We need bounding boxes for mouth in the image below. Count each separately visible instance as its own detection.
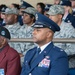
[32,36,36,39]
[32,36,36,40]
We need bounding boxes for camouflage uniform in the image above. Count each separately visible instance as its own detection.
[18,7,37,55]
[4,22,21,53]
[18,24,35,55]
[3,8,22,53]
[18,24,35,65]
[54,21,75,55]
[54,21,75,68]
[47,5,75,68]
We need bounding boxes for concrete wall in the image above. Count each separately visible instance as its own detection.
[0,0,54,7]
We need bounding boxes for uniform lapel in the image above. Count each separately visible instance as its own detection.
[29,42,54,73]
[25,48,36,69]
[27,48,36,63]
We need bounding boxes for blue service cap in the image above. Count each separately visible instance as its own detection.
[0,26,11,40]
[60,0,71,7]
[20,1,33,8]
[32,13,60,33]
[44,4,52,11]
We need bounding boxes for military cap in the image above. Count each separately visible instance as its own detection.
[20,1,33,9]
[60,0,71,7]
[3,8,18,15]
[47,5,65,15]
[44,4,52,11]
[0,26,11,39]
[22,7,37,16]
[32,12,60,33]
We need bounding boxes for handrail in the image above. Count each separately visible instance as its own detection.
[10,38,75,43]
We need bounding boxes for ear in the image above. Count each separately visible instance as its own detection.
[14,15,17,19]
[47,31,54,39]
[58,14,63,19]
[32,16,35,21]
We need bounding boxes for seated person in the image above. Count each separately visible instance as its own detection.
[0,26,21,75]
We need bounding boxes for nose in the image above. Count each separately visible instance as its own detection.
[32,29,35,35]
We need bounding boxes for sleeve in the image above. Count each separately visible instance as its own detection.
[49,53,69,75]
[20,53,28,75]
[62,23,75,55]
[6,53,21,75]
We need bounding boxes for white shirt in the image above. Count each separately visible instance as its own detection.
[38,42,51,53]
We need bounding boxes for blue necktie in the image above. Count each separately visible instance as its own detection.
[30,48,41,64]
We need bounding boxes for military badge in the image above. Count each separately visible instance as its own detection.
[35,14,38,20]
[1,31,5,36]
[38,58,50,68]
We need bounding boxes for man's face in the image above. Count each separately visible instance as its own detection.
[54,0,60,4]
[70,0,75,8]
[5,14,15,25]
[32,28,53,45]
[49,14,60,24]
[23,13,33,24]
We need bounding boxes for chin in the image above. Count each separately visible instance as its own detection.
[33,38,37,43]
[33,39,37,42]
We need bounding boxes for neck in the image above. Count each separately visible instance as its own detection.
[57,20,62,26]
[27,22,33,26]
[37,40,52,47]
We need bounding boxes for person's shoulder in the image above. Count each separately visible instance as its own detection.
[67,13,75,18]
[27,47,37,53]
[24,47,37,57]
[61,21,74,30]
[8,46,20,57]
[52,46,68,57]
[19,24,27,32]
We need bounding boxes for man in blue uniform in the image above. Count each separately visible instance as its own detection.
[20,12,69,75]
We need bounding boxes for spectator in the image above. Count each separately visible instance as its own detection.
[70,0,75,16]
[18,7,37,65]
[36,2,45,14]
[0,26,21,75]
[47,5,75,74]
[4,8,22,59]
[19,1,33,15]
[19,1,33,25]
[0,4,7,26]
[20,12,68,75]
[60,0,75,28]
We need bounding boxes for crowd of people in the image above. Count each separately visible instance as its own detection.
[0,0,75,75]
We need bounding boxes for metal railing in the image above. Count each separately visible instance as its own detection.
[10,38,75,43]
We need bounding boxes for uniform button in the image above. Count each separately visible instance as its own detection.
[29,73,32,75]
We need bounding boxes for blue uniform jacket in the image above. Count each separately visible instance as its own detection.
[64,14,75,28]
[21,42,69,75]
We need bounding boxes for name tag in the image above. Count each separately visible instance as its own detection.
[0,69,4,75]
